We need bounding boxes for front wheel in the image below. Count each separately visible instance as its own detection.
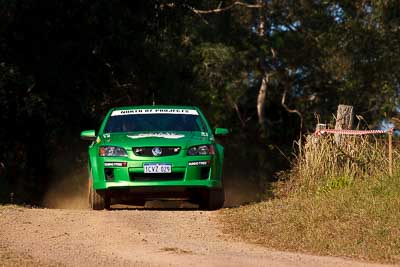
[88,171,110,210]
[199,188,225,210]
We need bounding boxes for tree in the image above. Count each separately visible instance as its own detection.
[0,0,399,203]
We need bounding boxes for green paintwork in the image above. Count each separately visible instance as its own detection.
[80,130,96,140]
[82,105,226,192]
[214,127,229,136]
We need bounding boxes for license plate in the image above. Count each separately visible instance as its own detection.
[144,163,172,173]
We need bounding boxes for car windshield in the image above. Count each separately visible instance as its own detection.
[104,114,206,133]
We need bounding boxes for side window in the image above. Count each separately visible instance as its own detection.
[196,116,207,132]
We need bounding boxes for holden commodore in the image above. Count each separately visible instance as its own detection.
[80,106,228,210]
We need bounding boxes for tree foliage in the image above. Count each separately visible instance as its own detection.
[0,0,399,202]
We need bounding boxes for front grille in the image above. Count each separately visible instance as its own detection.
[132,147,181,157]
[130,172,185,181]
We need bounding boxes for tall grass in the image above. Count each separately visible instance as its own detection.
[276,134,397,196]
[220,132,400,263]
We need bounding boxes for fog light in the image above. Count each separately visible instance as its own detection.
[104,168,114,181]
[200,167,210,179]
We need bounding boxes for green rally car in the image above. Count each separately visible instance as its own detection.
[80,105,228,210]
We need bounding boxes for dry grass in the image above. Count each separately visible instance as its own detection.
[220,133,400,264]
[277,134,395,197]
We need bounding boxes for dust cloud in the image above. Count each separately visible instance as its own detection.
[41,149,263,209]
[42,167,87,209]
[42,171,263,209]
[223,173,264,208]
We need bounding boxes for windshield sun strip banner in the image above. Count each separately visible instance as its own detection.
[111,109,199,116]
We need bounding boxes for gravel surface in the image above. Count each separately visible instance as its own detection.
[0,205,393,267]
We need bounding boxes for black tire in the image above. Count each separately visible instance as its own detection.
[199,188,225,210]
[88,171,110,210]
[129,200,146,206]
[104,192,111,210]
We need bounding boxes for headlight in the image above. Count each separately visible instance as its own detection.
[99,146,128,157]
[187,145,215,156]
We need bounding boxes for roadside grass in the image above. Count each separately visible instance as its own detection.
[220,134,400,264]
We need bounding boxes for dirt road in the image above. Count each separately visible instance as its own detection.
[0,205,392,267]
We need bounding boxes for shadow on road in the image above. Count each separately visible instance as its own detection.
[110,200,199,211]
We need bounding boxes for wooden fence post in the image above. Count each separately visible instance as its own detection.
[389,128,393,177]
[335,104,354,145]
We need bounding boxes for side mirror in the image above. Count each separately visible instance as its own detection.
[214,128,229,136]
[80,130,96,141]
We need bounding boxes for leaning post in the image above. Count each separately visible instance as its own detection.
[334,105,354,145]
[389,128,393,177]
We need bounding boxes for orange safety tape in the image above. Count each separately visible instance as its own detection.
[314,129,390,136]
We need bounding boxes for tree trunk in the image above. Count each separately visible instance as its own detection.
[256,0,267,130]
[257,74,267,127]
[257,0,265,36]
[334,104,354,144]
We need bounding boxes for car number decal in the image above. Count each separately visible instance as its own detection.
[143,163,172,173]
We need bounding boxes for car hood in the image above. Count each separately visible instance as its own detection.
[100,131,212,149]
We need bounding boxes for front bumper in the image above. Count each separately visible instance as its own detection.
[91,155,222,190]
